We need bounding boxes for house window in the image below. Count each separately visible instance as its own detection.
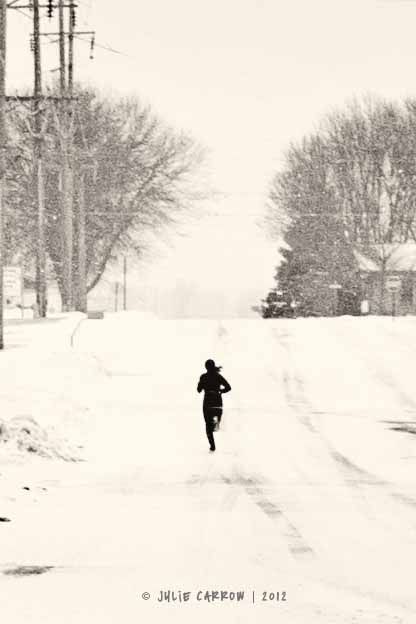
[401,275,413,306]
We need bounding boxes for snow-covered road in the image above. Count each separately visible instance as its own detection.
[1,313,416,623]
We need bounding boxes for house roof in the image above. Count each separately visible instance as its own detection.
[354,243,416,273]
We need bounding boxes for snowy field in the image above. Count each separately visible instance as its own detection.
[0,312,416,623]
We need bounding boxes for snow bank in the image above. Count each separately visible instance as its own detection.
[0,416,80,462]
[0,313,96,465]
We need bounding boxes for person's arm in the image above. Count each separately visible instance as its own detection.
[219,375,231,393]
[197,376,204,393]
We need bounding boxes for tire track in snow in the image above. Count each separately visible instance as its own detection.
[231,471,315,560]
[329,321,416,418]
[218,476,241,511]
[215,322,315,560]
[329,449,386,486]
[295,322,416,511]
[270,329,378,519]
[272,327,318,433]
[281,370,317,433]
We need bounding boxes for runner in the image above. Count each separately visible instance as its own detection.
[197,359,231,452]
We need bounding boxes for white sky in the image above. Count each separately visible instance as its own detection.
[6,0,416,314]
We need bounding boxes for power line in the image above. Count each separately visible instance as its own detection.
[10,5,31,20]
[62,1,130,59]
[73,0,129,59]
[73,32,127,57]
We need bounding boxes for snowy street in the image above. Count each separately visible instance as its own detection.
[1,313,416,623]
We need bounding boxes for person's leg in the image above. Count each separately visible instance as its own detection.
[204,410,215,450]
[205,419,215,450]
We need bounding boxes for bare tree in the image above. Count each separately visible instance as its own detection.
[5,87,206,308]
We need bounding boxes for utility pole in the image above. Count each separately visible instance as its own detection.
[123,256,127,311]
[45,2,93,313]
[59,0,72,311]
[0,0,6,349]
[58,0,66,93]
[114,282,119,312]
[68,0,74,93]
[66,2,95,314]
[33,0,47,317]
[76,169,87,312]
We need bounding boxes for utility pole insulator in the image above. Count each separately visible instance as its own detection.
[47,0,53,18]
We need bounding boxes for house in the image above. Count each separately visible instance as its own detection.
[354,244,416,315]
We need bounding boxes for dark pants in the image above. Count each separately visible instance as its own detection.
[203,406,222,450]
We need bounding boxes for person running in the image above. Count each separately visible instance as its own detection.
[197,359,231,452]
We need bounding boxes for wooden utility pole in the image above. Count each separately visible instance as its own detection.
[76,169,87,312]
[68,0,74,93]
[33,0,47,317]
[58,0,66,93]
[0,0,6,348]
[114,282,119,312]
[59,0,73,311]
[123,256,127,311]
[51,2,93,312]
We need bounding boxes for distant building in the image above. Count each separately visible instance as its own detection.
[354,244,416,315]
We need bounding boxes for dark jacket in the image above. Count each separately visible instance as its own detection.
[197,371,231,408]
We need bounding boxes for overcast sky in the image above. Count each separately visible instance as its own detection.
[6,0,416,314]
